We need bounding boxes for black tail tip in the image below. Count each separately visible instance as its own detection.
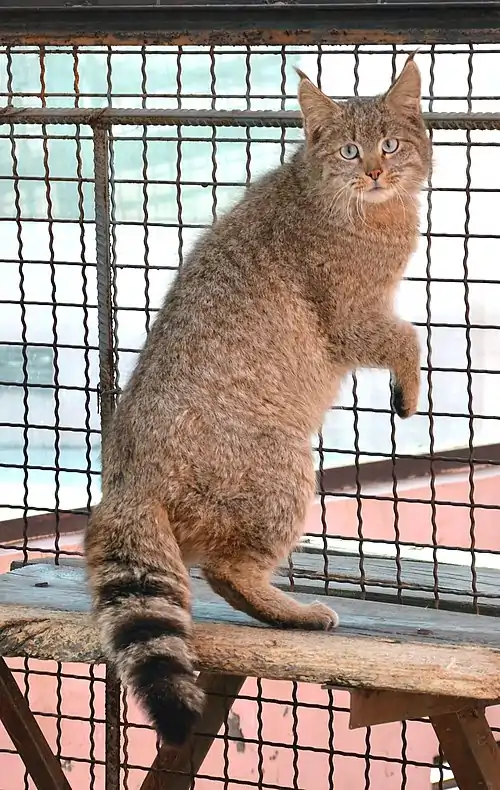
[151,697,202,747]
[133,657,205,747]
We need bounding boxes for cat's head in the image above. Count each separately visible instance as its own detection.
[297,56,431,207]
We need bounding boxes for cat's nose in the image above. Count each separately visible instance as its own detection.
[367,168,382,181]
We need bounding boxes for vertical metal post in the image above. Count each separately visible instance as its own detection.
[93,123,121,790]
[94,124,116,438]
[104,677,122,790]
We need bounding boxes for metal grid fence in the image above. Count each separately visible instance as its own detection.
[1,41,500,789]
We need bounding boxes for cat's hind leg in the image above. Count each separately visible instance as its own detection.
[204,559,338,631]
[192,434,339,632]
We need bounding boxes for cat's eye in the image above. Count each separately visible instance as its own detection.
[339,143,360,160]
[381,138,399,154]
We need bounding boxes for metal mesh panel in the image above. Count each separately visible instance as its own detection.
[1,42,500,788]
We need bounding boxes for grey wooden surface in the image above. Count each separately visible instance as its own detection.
[2,562,500,699]
[12,548,500,615]
[2,561,500,649]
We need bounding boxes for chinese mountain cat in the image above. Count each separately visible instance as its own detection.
[85,55,431,747]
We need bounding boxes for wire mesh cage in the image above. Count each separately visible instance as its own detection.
[1,39,500,789]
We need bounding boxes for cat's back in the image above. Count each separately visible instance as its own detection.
[105,160,333,468]
[134,160,320,370]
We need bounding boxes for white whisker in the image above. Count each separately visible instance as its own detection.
[345,192,356,228]
[329,183,350,217]
[393,185,407,221]
[355,191,370,228]
[398,183,418,209]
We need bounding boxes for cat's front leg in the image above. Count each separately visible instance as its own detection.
[389,368,419,419]
[339,314,421,419]
[386,320,421,419]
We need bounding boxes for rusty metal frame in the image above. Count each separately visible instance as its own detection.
[2,1,500,47]
[93,123,122,790]
[2,37,500,786]
[2,107,500,130]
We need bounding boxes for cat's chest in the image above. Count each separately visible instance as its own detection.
[325,222,417,277]
[307,221,417,305]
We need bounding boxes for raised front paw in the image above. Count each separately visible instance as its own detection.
[390,375,418,419]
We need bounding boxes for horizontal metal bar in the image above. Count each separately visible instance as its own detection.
[1,107,500,131]
[5,1,500,8]
[2,4,500,46]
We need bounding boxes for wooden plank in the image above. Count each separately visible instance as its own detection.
[349,690,496,729]
[140,673,245,790]
[3,563,500,650]
[431,708,500,790]
[1,564,500,700]
[1,598,500,701]
[432,779,459,790]
[12,545,500,616]
[0,510,87,544]
[0,657,73,790]
[273,550,500,614]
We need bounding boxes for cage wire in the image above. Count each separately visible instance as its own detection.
[0,41,500,789]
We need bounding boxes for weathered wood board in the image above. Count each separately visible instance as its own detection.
[0,563,499,700]
[11,545,500,615]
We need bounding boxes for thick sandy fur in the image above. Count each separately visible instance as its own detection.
[86,497,204,745]
[85,57,431,746]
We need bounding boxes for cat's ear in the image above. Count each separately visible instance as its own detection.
[384,55,421,112]
[296,68,342,144]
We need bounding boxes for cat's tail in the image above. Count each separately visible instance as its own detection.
[84,496,204,746]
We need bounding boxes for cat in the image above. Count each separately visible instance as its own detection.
[85,54,431,747]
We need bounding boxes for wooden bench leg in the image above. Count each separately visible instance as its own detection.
[349,690,497,729]
[139,673,246,790]
[0,657,73,790]
[349,690,500,790]
[431,708,500,790]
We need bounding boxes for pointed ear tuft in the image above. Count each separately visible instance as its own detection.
[296,68,341,144]
[294,67,309,83]
[384,55,422,111]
